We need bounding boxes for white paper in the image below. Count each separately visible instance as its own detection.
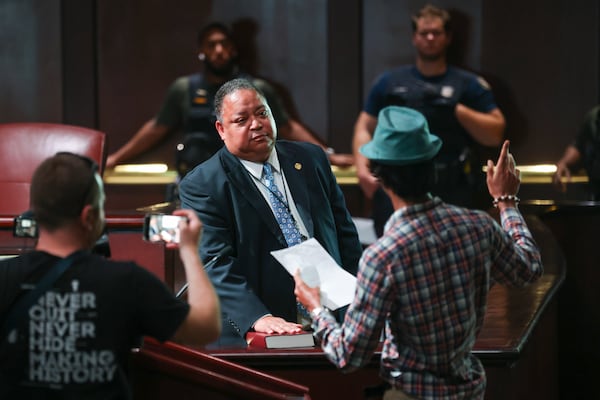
[271,238,356,310]
[352,217,378,245]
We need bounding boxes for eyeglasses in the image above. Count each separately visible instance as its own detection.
[55,152,100,212]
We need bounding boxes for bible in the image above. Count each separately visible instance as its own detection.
[246,331,315,349]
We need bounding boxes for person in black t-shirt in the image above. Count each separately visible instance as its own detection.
[0,152,220,399]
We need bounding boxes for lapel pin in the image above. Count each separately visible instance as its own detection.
[294,163,302,170]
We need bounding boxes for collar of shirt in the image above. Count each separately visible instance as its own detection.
[239,149,310,239]
[384,196,442,232]
[239,149,281,179]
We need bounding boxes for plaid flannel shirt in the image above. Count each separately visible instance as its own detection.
[312,197,542,399]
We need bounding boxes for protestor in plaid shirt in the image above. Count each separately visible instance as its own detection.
[294,106,543,400]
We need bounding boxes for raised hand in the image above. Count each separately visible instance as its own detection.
[486,140,521,209]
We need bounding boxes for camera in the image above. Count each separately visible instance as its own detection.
[13,212,38,238]
[143,214,186,244]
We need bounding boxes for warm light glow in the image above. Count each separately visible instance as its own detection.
[482,164,557,174]
[517,164,557,174]
[113,163,169,174]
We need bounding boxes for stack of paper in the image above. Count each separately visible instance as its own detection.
[271,238,357,310]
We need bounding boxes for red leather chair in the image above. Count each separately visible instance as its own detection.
[0,122,107,216]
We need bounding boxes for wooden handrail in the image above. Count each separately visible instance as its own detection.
[131,338,311,399]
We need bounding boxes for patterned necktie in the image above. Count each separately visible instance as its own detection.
[262,163,303,246]
[262,163,310,324]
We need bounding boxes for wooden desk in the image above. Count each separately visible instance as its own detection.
[131,265,562,400]
[204,279,562,400]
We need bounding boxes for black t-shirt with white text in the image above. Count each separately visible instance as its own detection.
[0,251,190,399]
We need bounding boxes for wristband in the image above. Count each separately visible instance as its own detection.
[325,147,335,155]
[492,194,520,208]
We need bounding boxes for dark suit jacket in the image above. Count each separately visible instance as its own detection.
[179,141,362,346]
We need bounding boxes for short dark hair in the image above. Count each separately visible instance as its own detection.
[214,78,266,122]
[197,22,232,47]
[369,160,436,200]
[30,152,99,230]
[411,4,452,33]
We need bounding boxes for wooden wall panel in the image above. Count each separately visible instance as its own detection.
[0,0,62,123]
[327,0,362,152]
[482,0,599,164]
[96,0,212,167]
[210,0,329,144]
[95,0,328,166]
[0,0,599,184]
[62,0,97,128]
[362,0,599,166]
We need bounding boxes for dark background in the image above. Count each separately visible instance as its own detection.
[1,0,598,167]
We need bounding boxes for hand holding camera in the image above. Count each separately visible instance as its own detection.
[13,211,38,238]
[143,209,202,250]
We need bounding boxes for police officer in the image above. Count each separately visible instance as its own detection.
[353,5,505,235]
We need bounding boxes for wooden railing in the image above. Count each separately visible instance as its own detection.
[130,338,311,400]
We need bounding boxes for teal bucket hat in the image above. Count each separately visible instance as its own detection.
[360,106,442,165]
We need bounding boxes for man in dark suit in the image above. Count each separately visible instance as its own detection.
[179,78,362,346]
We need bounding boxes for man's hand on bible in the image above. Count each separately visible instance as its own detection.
[252,315,303,334]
